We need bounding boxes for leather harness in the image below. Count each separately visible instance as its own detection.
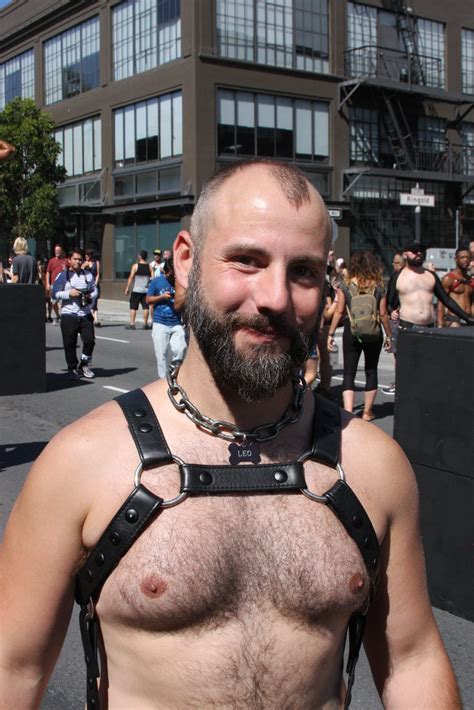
[75,389,380,709]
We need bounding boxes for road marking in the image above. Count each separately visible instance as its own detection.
[96,336,130,344]
[103,386,130,393]
[331,375,392,392]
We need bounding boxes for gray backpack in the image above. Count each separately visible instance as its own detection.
[346,282,380,342]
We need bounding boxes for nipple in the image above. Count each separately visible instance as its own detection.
[140,574,168,598]
[349,573,365,595]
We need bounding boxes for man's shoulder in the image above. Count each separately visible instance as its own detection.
[340,411,416,511]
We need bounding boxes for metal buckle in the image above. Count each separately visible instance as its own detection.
[301,462,346,503]
[133,457,188,508]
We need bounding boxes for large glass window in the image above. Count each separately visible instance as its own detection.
[44,17,99,105]
[460,122,474,176]
[0,50,35,109]
[114,91,182,167]
[462,29,474,95]
[347,2,377,77]
[217,89,329,163]
[113,0,181,81]
[114,214,181,278]
[417,18,444,89]
[349,106,379,165]
[217,0,329,74]
[55,116,102,177]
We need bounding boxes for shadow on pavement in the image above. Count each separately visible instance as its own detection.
[0,441,48,471]
[372,401,394,420]
[46,367,137,392]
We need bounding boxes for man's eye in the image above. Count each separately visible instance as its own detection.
[235,255,256,266]
[292,265,317,279]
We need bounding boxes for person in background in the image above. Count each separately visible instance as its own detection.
[46,245,68,324]
[84,249,101,327]
[381,250,406,396]
[438,247,473,327]
[52,248,98,380]
[11,236,37,284]
[146,257,187,378]
[124,250,153,330]
[328,251,392,421]
[150,249,163,277]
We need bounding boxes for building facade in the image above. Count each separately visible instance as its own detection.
[1,0,472,297]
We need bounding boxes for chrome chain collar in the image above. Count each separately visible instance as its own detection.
[166,366,307,443]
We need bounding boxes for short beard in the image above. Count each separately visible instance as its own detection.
[407,255,424,267]
[186,264,315,403]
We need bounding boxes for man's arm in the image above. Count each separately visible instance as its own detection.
[437,274,453,326]
[0,139,15,160]
[11,258,19,283]
[0,428,92,707]
[125,264,137,295]
[362,435,461,708]
[432,272,473,324]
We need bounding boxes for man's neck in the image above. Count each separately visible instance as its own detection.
[405,263,425,274]
[176,338,296,432]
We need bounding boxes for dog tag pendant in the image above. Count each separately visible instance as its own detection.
[228,441,261,465]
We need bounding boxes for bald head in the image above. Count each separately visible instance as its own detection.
[190,160,331,259]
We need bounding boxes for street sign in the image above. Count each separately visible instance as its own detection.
[400,185,435,207]
[328,208,342,219]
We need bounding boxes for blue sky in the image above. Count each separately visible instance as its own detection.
[0,0,12,7]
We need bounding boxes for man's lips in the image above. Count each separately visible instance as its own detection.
[237,325,285,342]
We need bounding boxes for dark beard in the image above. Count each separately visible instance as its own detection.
[186,265,316,403]
[407,255,424,267]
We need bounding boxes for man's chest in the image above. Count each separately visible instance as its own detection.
[397,270,434,297]
[96,480,370,633]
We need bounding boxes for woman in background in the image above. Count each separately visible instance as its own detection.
[327,251,392,421]
[84,249,101,327]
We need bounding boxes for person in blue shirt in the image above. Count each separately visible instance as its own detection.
[146,257,187,378]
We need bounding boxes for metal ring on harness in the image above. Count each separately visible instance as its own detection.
[133,457,188,508]
[300,462,346,503]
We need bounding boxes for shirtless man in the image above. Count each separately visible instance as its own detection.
[1,161,460,709]
[438,247,474,327]
[387,241,473,330]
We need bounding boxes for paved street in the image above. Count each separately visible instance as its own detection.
[1,320,473,708]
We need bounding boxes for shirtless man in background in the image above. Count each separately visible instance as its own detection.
[438,247,474,327]
[387,241,473,330]
[1,161,460,709]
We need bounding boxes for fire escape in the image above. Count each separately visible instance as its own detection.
[339,0,474,197]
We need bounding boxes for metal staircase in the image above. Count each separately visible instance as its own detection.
[382,92,415,170]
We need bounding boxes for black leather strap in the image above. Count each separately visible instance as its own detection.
[344,613,367,709]
[310,394,341,467]
[114,389,172,469]
[75,485,164,606]
[79,607,100,709]
[181,462,305,493]
[325,479,380,584]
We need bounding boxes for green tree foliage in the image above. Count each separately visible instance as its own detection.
[0,97,65,253]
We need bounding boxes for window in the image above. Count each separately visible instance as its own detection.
[216,0,329,74]
[217,89,329,163]
[462,29,474,95]
[114,91,182,167]
[460,122,474,176]
[114,214,181,278]
[0,50,35,109]
[347,2,377,77]
[55,117,102,177]
[417,18,444,89]
[112,0,181,81]
[44,17,99,104]
[349,106,379,165]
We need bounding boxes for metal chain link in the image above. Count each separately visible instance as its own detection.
[166,366,306,442]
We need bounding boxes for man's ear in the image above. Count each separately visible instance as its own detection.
[173,230,193,290]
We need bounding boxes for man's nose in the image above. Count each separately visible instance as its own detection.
[254,266,291,315]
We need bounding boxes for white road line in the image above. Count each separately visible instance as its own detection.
[103,386,130,393]
[331,375,392,392]
[95,336,130,343]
